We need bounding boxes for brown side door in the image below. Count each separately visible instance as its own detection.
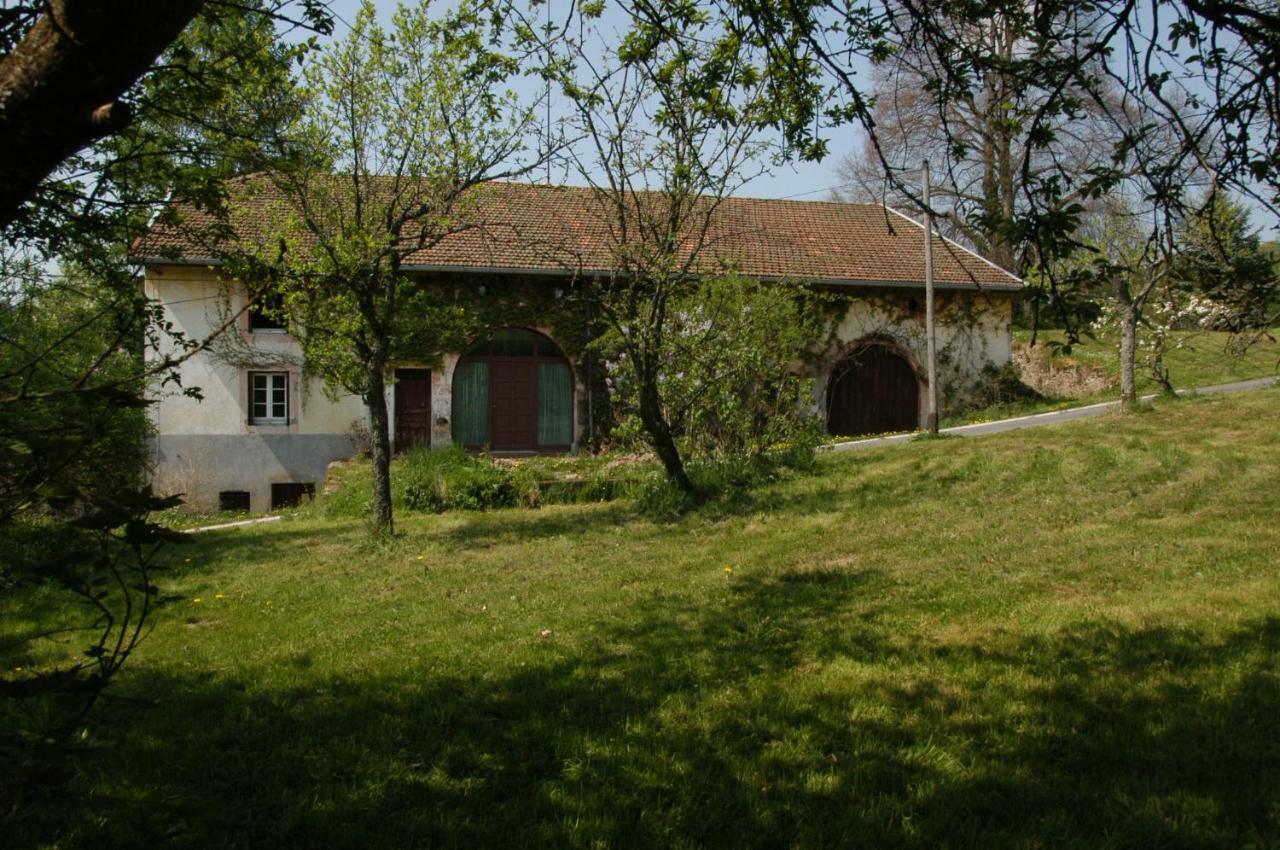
[827,345,920,437]
[488,359,538,450]
[394,369,432,452]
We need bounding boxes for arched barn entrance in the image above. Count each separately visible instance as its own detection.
[826,341,921,437]
[452,328,574,453]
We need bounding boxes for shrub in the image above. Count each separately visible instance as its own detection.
[393,445,540,513]
[318,446,665,517]
[596,275,827,504]
[633,469,695,519]
[633,436,822,520]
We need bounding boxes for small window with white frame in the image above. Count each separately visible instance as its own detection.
[249,372,289,425]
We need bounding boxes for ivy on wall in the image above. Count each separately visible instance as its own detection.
[208,269,1019,436]
[806,285,1017,416]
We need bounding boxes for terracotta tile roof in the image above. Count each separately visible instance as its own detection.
[132,178,1024,290]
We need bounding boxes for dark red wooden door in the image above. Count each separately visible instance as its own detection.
[394,369,432,452]
[489,360,538,450]
[827,345,919,437]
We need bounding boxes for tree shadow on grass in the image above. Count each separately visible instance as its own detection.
[429,501,640,553]
[158,524,366,580]
[9,570,1280,849]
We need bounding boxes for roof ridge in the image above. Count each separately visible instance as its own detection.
[473,178,887,210]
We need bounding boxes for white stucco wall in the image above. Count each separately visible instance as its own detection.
[145,265,367,435]
[145,264,366,511]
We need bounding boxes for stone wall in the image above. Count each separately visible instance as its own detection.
[810,287,1016,421]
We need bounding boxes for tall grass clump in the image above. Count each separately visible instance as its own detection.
[635,426,825,520]
[318,445,539,517]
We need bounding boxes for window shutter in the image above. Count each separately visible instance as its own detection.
[451,361,489,445]
[537,362,573,446]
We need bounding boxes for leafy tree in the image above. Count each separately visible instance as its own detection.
[602,275,825,469]
[716,0,1280,348]
[1,0,327,521]
[0,270,153,522]
[2,0,325,413]
[560,0,789,496]
[1173,193,1279,334]
[236,0,547,535]
[831,7,1111,275]
[0,0,331,228]
[1088,207,1173,409]
[0,0,329,808]
[0,262,190,809]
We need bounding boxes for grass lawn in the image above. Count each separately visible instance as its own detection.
[1018,327,1280,391]
[6,388,1280,848]
[944,328,1280,426]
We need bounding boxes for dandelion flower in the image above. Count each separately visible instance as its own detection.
[193,597,203,603]
[724,566,734,575]
[214,593,225,600]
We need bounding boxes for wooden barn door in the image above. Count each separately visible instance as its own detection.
[827,344,920,437]
[452,329,573,453]
[394,369,432,452]
[488,359,539,450]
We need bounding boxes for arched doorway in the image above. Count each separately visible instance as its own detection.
[826,340,921,437]
[452,328,574,452]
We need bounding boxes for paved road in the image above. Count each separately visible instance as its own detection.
[823,375,1279,454]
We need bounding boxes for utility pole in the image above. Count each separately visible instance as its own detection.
[544,0,552,185]
[922,160,939,434]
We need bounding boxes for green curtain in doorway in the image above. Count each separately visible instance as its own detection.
[537,362,573,446]
[452,360,489,445]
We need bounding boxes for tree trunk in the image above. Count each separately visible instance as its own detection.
[365,349,395,535]
[0,0,205,226]
[637,379,693,494]
[1117,281,1139,410]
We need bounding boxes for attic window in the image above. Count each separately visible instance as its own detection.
[248,292,286,332]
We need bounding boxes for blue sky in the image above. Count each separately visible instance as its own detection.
[318,0,1277,236]
[320,0,861,202]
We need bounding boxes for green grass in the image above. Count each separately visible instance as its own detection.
[945,328,1280,426]
[6,388,1280,848]
[1020,327,1280,390]
[154,507,258,530]
[318,445,660,518]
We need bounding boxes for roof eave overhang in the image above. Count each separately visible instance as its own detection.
[132,255,223,267]
[133,256,1025,291]
[751,273,1024,292]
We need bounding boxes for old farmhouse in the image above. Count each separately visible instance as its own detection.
[132,181,1024,512]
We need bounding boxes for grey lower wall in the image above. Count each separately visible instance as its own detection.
[150,433,355,513]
